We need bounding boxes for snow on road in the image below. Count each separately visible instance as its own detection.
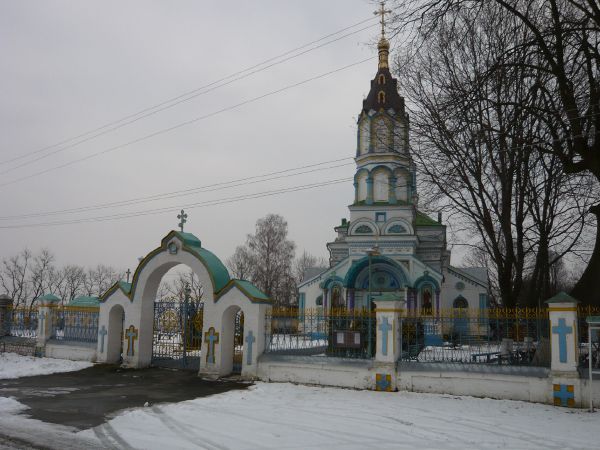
[0,352,93,379]
[79,382,599,450]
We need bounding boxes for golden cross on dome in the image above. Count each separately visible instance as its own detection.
[374,1,392,38]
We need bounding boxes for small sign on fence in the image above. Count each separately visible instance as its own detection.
[333,330,361,348]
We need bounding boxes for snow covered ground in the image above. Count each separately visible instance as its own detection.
[1,353,599,449]
[77,383,600,450]
[0,352,93,379]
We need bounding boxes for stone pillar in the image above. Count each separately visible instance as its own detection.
[36,294,60,346]
[348,290,355,310]
[354,181,359,204]
[546,292,580,407]
[372,292,407,392]
[0,295,13,337]
[435,290,440,320]
[366,176,373,205]
[323,289,328,312]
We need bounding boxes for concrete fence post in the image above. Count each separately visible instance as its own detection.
[546,292,580,407]
[373,291,407,391]
[36,294,61,347]
[0,294,13,337]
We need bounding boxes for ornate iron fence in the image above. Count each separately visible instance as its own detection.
[399,308,550,366]
[51,306,99,343]
[9,307,38,338]
[265,308,375,359]
[578,305,600,368]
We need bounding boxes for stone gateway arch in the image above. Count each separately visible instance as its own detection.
[96,230,271,379]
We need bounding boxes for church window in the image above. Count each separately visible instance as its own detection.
[421,286,433,316]
[453,296,468,309]
[388,224,406,234]
[359,118,370,154]
[378,91,386,103]
[355,225,373,234]
[378,74,385,85]
[331,285,344,309]
[376,212,386,222]
[373,117,389,153]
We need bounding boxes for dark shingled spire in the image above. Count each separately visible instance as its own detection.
[362,36,405,114]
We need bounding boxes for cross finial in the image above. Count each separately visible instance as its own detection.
[374,1,392,39]
[177,209,188,232]
[125,269,131,283]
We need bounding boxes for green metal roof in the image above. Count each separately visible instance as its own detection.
[38,293,60,303]
[118,281,132,294]
[186,245,231,292]
[233,279,269,301]
[415,211,442,227]
[545,291,579,304]
[68,296,100,307]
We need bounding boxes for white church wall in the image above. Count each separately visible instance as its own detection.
[45,342,96,362]
[373,171,389,202]
[441,270,487,311]
[356,172,368,202]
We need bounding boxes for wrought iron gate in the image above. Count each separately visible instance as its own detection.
[232,311,244,374]
[152,300,203,369]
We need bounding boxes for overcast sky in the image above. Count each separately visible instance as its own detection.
[0,1,445,274]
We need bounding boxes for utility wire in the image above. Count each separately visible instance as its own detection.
[0,57,374,190]
[0,175,413,229]
[0,16,378,170]
[0,158,355,220]
[0,177,355,229]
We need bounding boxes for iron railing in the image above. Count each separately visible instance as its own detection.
[578,305,600,368]
[399,308,550,366]
[51,306,99,343]
[9,307,38,338]
[265,308,375,359]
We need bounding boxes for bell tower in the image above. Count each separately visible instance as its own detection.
[353,3,416,209]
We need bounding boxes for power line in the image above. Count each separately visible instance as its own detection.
[0,157,355,220]
[0,177,355,229]
[0,57,375,190]
[0,17,378,171]
[0,175,414,229]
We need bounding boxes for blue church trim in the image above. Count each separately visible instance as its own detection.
[413,273,441,292]
[321,275,344,289]
[343,255,410,288]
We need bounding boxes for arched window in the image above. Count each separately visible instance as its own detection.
[453,296,469,308]
[421,286,433,316]
[378,74,386,85]
[387,224,407,234]
[378,91,386,103]
[373,117,389,153]
[331,285,344,308]
[355,225,374,234]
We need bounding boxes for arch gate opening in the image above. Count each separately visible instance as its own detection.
[152,266,204,369]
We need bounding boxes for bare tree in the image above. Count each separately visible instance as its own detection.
[294,250,328,284]
[390,0,600,303]
[394,3,591,306]
[0,249,31,308]
[226,245,254,280]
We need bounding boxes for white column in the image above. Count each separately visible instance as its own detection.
[36,294,61,347]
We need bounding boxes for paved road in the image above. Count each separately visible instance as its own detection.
[0,364,248,449]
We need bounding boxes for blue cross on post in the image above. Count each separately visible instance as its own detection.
[553,384,575,407]
[125,325,138,357]
[379,317,392,356]
[205,327,219,364]
[245,331,255,366]
[552,318,573,363]
[98,325,108,353]
[177,209,188,232]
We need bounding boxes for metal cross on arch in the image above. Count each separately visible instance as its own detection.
[177,209,188,232]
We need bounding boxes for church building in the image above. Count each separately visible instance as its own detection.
[298,25,489,325]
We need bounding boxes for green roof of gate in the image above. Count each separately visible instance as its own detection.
[68,296,100,307]
[38,293,60,303]
[233,279,269,301]
[545,291,579,304]
[118,281,132,294]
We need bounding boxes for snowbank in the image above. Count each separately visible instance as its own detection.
[0,352,93,379]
